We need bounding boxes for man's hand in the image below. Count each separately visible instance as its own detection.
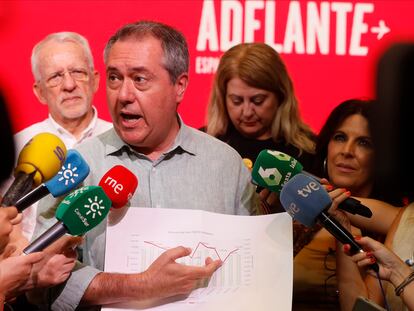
[32,235,82,287]
[0,207,21,255]
[140,246,222,299]
[0,252,44,301]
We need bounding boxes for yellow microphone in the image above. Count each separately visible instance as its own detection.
[1,132,67,206]
[242,158,253,171]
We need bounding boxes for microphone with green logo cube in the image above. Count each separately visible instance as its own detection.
[24,185,111,254]
[251,149,373,217]
[251,150,303,193]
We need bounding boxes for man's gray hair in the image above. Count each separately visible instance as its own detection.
[31,31,95,81]
[103,21,189,83]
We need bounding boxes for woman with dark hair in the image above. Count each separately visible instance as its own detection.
[313,99,376,197]
[293,98,399,310]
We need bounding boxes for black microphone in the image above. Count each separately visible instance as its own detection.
[1,133,67,206]
[14,150,89,212]
[280,173,379,272]
[24,185,111,254]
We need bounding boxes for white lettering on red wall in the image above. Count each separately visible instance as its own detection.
[195,0,390,74]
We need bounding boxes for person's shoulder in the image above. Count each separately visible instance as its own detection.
[14,120,49,138]
[188,127,236,149]
[14,119,51,150]
[76,128,114,154]
[96,117,113,128]
[186,126,243,160]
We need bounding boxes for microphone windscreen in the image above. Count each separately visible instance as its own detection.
[45,149,90,196]
[251,150,303,192]
[55,185,111,235]
[99,165,138,208]
[373,43,414,200]
[280,173,331,227]
[17,132,67,186]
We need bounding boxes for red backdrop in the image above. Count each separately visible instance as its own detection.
[1,0,414,134]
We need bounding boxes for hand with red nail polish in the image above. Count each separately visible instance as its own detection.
[347,236,412,286]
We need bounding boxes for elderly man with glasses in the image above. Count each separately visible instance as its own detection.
[2,32,112,241]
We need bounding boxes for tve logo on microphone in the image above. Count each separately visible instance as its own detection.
[296,180,321,198]
[284,201,300,219]
[280,173,331,227]
[284,179,321,219]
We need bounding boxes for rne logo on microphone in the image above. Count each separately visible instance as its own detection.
[103,176,124,194]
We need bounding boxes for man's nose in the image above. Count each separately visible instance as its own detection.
[117,79,135,103]
[61,72,77,91]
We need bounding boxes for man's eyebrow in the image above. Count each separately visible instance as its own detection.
[106,66,151,74]
[106,66,118,73]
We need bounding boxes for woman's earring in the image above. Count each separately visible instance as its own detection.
[323,158,327,176]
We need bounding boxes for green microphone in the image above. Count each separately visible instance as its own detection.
[24,185,111,254]
[252,149,373,217]
[251,150,303,193]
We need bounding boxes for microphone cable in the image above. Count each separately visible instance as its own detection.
[375,269,391,311]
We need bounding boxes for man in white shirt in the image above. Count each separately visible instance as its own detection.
[4,32,112,240]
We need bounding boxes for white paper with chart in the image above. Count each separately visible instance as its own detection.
[103,207,293,311]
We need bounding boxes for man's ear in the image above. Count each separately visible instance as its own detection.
[92,70,100,93]
[33,83,47,105]
[175,73,189,103]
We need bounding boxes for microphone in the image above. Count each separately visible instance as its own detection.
[1,132,67,206]
[23,185,111,254]
[251,149,373,218]
[98,165,138,209]
[14,150,90,212]
[280,173,379,272]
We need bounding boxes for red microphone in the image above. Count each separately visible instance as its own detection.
[98,165,138,208]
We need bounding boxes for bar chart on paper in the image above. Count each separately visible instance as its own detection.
[103,208,293,311]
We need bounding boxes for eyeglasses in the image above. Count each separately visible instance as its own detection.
[44,69,89,87]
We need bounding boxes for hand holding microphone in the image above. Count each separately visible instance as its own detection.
[24,185,111,254]
[251,149,373,218]
[0,206,20,255]
[279,173,379,272]
[24,164,138,254]
[14,149,90,212]
[0,251,45,301]
[1,132,67,206]
[346,236,413,285]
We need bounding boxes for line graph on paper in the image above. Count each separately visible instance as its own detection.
[125,234,254,297]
